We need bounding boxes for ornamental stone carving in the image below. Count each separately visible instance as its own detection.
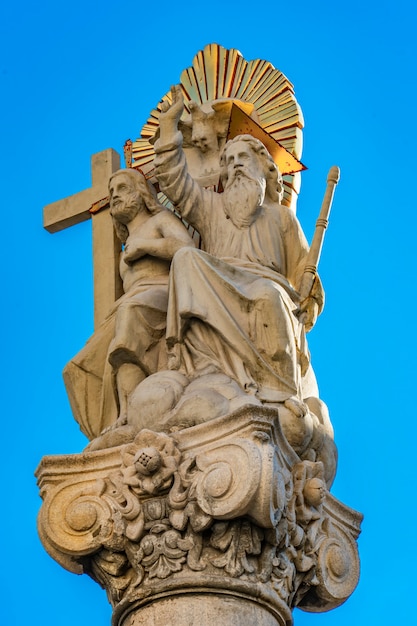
[37,44,362,625]
[37,408,361,625]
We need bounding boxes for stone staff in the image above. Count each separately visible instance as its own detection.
[298,165,341,320]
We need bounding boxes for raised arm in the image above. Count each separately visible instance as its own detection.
[154,85,208,233]
[158,85,185,145]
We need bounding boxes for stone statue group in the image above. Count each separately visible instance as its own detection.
[68,84,336,486]
[38,50,362,622]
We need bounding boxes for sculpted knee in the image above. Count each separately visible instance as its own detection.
[248,278,281,306]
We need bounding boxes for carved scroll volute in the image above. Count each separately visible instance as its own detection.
[193,435,288,528]
[37,477,114,574]
[250,435,292,528]
[194,439,260,521]
[314,528,360,608]
[297,497,362,613]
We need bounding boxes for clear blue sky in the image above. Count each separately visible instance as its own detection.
[1,1,416,624]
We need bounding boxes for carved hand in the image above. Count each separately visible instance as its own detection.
[124,235,191,264]
[124,239,148,264]
[159,85,184,135]
[298,296,319,333]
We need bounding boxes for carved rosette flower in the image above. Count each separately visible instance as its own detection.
[292,461,326,525]
[121,429,181,496]
[96,430,181,544]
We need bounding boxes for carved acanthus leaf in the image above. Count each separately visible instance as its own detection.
[210,520,264,577]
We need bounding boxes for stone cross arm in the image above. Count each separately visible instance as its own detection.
[43,149,123,328]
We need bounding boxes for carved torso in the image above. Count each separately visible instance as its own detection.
[120,211,176,293]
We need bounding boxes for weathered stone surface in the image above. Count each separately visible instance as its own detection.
[43,148,122,328]
[120,595,284,626]
[38,44,362,625]
[37,408,361,625]
[63,169,195,438]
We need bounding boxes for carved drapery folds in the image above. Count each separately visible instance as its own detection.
[36,407,361,625]
[39,44,362,624]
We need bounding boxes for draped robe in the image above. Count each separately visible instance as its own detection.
[154,133,323,402]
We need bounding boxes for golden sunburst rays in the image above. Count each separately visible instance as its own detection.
[128,43,305,210]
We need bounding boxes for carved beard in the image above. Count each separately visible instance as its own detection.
[110,192,141,224]
[222,172,266,228]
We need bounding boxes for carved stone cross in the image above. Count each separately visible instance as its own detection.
[43,149,123,329]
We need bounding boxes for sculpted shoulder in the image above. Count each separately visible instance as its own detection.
[268,202,305,237]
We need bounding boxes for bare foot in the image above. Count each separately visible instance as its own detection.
[85,424,136,452]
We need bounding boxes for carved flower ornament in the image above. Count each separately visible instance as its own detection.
[292,461,326,525]
[121,430,181,496]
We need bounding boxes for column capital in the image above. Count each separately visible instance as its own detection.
[36,407,362,625]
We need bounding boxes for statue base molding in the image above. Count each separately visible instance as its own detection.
[36,406,362,625]
[117,591,290,626]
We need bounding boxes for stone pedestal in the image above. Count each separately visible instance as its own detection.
[36,407,362,625]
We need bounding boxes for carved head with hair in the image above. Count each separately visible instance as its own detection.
[219,135,284,229]
[109,169,162,244]
[220,135,283,202]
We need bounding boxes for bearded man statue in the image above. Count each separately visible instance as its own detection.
[63,168,194,439]
[154,86,323,411]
